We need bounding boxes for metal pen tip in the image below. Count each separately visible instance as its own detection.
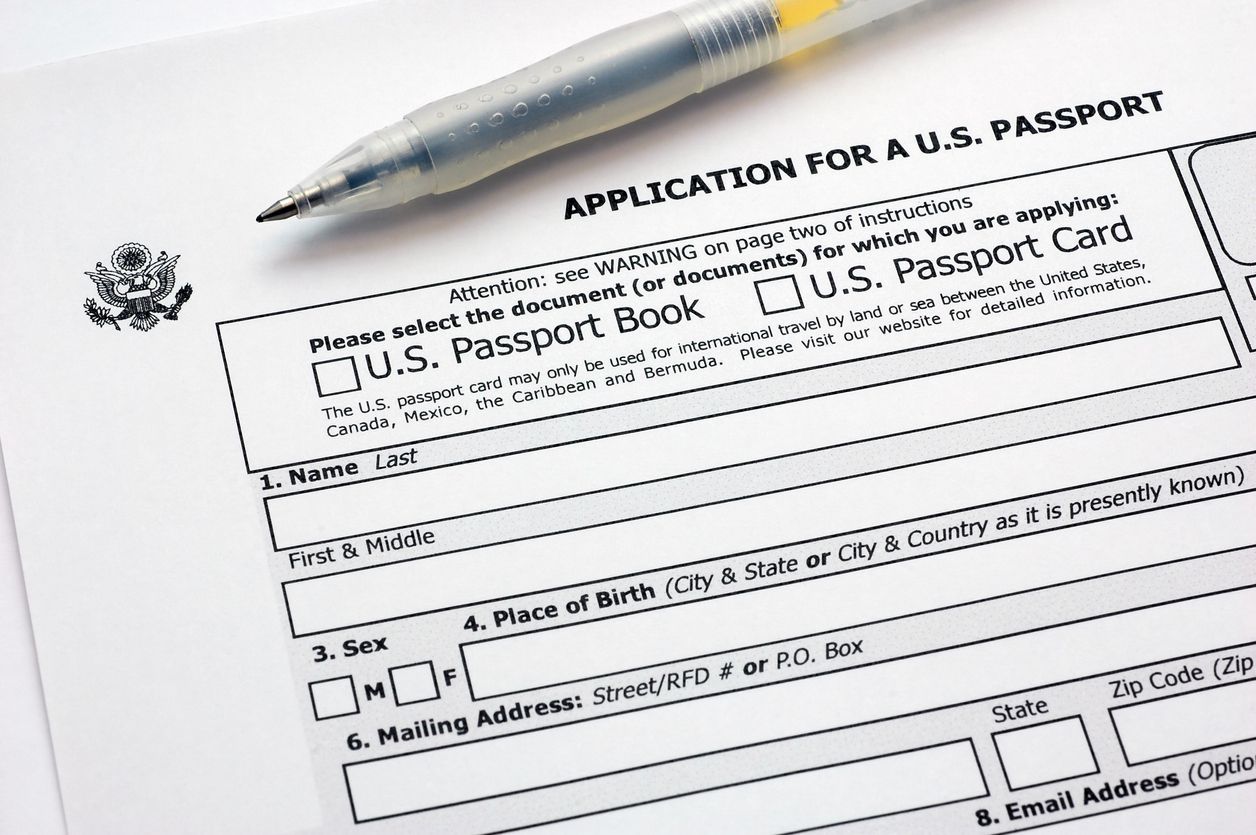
[256,196,298,223]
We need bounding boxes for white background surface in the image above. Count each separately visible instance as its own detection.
[0,5,367,833]
[0,0,360,73]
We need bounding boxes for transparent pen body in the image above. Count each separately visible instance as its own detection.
[288,0,929,217]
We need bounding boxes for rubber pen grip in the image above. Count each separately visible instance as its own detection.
[406,13,704,194]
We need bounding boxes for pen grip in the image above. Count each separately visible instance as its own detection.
[406,12,704,193]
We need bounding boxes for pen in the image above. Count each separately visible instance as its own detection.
[257,0,929,223]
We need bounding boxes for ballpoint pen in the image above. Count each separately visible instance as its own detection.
[257,0,930,223]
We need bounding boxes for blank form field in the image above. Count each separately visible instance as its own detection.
[993,717,1099,790]
[1191,137,1256,264]
[1111,679,1256,765]
[345,739,986,826]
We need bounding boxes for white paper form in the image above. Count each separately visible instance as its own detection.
[2,0,1256,832]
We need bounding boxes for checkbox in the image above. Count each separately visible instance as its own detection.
[309,675,359,720]
[754,275,805,316]
[312,356,362,397]
[389,661,440,706]
[993,716,1099,790]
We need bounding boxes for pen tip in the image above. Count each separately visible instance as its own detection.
[257,196,298,223]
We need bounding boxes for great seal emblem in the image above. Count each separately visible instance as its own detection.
[84,243,193,332]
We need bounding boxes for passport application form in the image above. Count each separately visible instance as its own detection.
[1,0,1255,832]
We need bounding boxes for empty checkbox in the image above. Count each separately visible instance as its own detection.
[309,675,360,720]
[389,661,440,706]
[755,275,805,316]
[312,357,362,397]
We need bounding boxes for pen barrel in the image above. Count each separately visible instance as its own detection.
[407,12,705,194]
[288,1,928,216]
[677,0,784,89]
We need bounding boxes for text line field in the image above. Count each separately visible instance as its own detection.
[283,398,1256,637]
[462,492,1256,698]
[343,588,1256,820]
[269,320,1233,549]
